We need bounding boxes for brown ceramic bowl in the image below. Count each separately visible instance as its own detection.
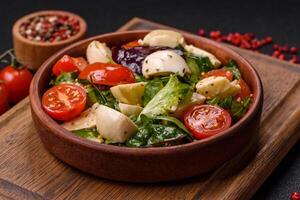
[30,30,263,183]
[13,10,87,70]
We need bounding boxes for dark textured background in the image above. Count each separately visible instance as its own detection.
[0,0,299,199]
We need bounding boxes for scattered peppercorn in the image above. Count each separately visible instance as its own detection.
[197,28,299,63]
[198,28,206,37]
[19,14,80,42]
[290,47,298,54]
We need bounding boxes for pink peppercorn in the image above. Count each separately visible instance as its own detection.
[291,192,300,200]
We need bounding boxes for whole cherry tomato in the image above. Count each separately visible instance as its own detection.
[0,66,33,103]
[235,79,251,100]
[42,84,87,121]
[0,83,9,115]
[203,69,234,81]
[52,55,88,76]
[183,104,232,139]
[79,62,135,86]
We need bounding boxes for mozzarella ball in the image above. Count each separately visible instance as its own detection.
[95,105,137,143]
[196,76,241,98]
[142,50,190,78]
[138,30,185,48]
[86,41,112,64]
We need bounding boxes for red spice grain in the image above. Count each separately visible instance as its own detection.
[290,47,298,54]
[198,28,298,64]
[198,28,206,37]
[278,54,286,60]
[291,192,300,200]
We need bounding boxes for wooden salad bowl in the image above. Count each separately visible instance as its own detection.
[29,30,263,182]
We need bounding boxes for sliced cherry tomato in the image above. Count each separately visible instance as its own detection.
[0,83,10,115]
[203,69,234,81]
[42,84,87,121]
[78,62,135,86]
[183,104,231,139]
[0,66,33,103]
[122,40,140,49]
[52,55,88,76]
[235,79,251,100]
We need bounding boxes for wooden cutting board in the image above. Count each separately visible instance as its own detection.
[0,17,300,200]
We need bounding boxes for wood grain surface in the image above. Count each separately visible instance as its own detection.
[0,17,300,200]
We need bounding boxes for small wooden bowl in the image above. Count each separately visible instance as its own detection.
[12,10,87,70]
[30,31,263,182]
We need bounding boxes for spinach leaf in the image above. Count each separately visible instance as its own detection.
[54,72,77,85]
[86,85,119,110]
[126,123,187,147]
[147,125,186,146]
[153,115,192,137]
[225,60,241,80]
[126,114,191,147]
[126,125,153,147]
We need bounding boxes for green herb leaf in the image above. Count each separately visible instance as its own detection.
[230,97,251,119]
[54,72,77,85]
[225,60,241,80]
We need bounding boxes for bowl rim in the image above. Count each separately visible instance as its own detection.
[12,10,87,47]
[30,30,263,155]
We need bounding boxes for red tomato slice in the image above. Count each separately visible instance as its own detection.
[122,40,140,49]
[235,79,251,100]
[42,84,87,121]
[203,69,234,81]
[52,55,88,76]
[183,104,231,139]
[78,62,135,86]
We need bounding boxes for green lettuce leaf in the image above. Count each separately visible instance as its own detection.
[140,75,192,118]
[142,78,165,106]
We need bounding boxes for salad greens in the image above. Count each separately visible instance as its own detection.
[140,75,192,118]
[126,115,190,147]
[225,59,241,80]
[142,78,165,106]
[89,88,119,110]
[185,53,214,74]
[72,127,99,140]
[207,96,251,119]
[54,72,77,85]
[46,31,253,148]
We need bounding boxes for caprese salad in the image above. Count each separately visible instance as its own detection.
[42,30,252,147]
